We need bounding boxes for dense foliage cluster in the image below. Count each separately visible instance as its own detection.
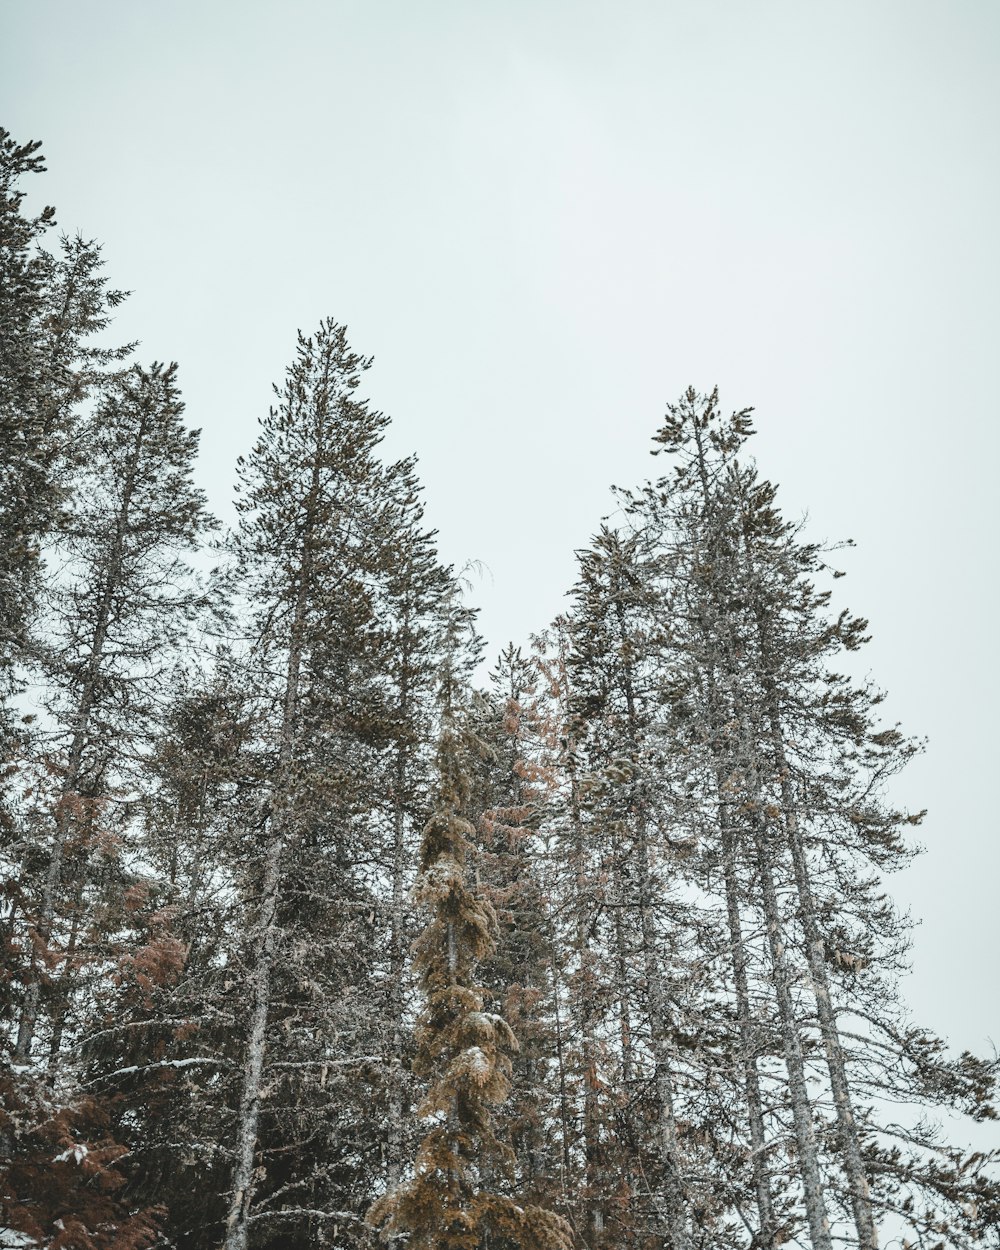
[2,128,997,1250]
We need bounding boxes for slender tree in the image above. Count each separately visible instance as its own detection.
[2,360,208,1250]
[220,320,468,1249]
[620,387,1000,1248]
[368,670,572,1250]
[0,128,131,692]
[11,361,213,1065]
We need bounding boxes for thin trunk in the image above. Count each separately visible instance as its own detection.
[387,642,412,1199]
[610,823,637,1198]
[44,873,85,1078]
[634,834,690,1250]
[613,592,689,1250]
[222,827,284,1250]
[548,920,573,1193]
[766,702,877,1249]
[572,787,604,1248]
[704,666,777,1246]
[716,668,831,1248]
[719,801,778,1247]
[223,454,318,1250]
[750,810,833,1250]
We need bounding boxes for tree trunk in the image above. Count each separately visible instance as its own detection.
[633,828,690,1250]
[386,636,412,1220]
[765,700,878,1250]
[750,808,833,1250]
[718,795,778,1247]
[223,458,317,1250]
[612,592,689,1250]
[571,784,604,1248]
[222,824,284,1250]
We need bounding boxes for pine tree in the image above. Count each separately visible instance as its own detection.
[1,359,209,1250]
[220,320,466,1249]
[9,362,214,1066]
[368,665,572,1250]
[0,128,131,693]
[620,386,1000,1248]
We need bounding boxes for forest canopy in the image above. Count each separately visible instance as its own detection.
[1,127,997,1250]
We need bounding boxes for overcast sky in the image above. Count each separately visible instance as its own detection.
[5,0,997,1113]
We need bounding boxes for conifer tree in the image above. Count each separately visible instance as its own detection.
[75,662,254,1248]
[9,362,213,1066]
[373,457,465,1210]
[621,386,1000,1248]
[220,320,466,1249]
[1,360,208,1250]
[529,621,616,1249]
[0,128,131,693]
[471,647,565,1215]
[368,665,572,1250]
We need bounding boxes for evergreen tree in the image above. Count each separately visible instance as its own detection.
[368,671,572,1250]
[1,360,210,1250]
[0,127,131,693]
[76,662,254,1249]
[9,362,214,1066]
[220,320,464,1249]
[529,621,617,1249]
[621,386,1000,1248]
[471,647,566,1217]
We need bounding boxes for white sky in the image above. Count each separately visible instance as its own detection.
[5,0,998,1105]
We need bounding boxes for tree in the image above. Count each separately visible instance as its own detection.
[368,674,572,1250]
[619,386,1000,1248]
[471,647,566,1218]
[0,127,131,694]
[9,361,214,1066]
[1,360,209,1250]
[220,319,467,1250]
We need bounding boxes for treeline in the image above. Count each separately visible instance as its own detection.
[1,127,997,1250]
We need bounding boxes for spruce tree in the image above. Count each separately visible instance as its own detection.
[471,646,566,1218]
[529,621,616,1249]
[1,360,209,1250]
[76,661,254,1249]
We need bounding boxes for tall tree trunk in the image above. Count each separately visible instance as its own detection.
[761,681,877,1249]
[223,460,316,1250]
[718,795,778,1247]
[749,806,833,1250]
[702,663,778,1246]
[612,593,689,1250]
[633,824,690,1250]
[222,825,284,1250]
[548,919,574,1209]
[574,817,604,1248]
[386,634,412,1220]
[567,758,605,1248]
